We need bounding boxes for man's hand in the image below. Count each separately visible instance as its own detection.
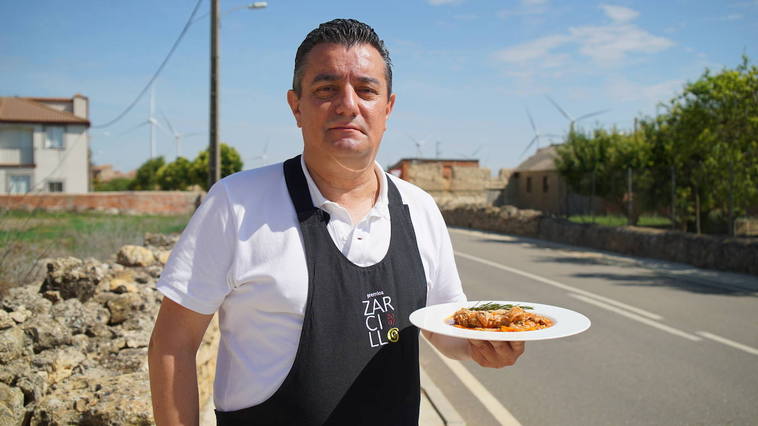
[468,340,525,368]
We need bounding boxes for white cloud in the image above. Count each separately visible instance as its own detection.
[569,23,674,64]
[427,0,460,5]
[720,13,744,20]
[493,11,673,67]
[494,35,571,63]
[605,77,684,103]
[599,4,640,23]
[498,0,550,20]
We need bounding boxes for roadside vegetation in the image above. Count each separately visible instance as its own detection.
[93,143,243,192]
[0,210,190,292]
[569,214,672,228]
[556,56,757,235]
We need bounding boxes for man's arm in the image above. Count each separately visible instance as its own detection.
[148,297,214,426]
[423,331,525,368]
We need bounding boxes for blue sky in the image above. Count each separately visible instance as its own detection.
[2,0,756,174]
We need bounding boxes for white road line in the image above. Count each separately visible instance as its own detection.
[424,336,521,426]
[569,294,702,341]
[454,250,664,321]
[696,331,758,356]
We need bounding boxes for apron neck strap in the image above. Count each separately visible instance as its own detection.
[284,154,405,217]
[283,155,318,219]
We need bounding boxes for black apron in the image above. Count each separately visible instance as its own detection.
[215,155,428,425]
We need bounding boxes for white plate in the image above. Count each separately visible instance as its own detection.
[410,301,591,341]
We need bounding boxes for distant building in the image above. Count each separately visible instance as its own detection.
[387,158,508,206]
[507,145,606,215]
[0,94,90,194]
[507,146,567,214]
[92,164,135,183]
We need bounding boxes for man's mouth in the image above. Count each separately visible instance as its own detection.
[329,125,364,133]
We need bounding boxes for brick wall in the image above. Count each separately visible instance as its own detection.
[0,191,204,215]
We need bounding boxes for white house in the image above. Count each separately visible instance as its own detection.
[0,94,90,194]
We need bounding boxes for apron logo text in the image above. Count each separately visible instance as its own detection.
[362,293,397,347]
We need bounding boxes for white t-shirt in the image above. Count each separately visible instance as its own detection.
[156,159,466,411]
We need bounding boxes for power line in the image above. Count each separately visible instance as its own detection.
[92,0,205,129]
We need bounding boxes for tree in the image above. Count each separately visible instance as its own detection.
[129,157,165,190]
[93,177,133,191]
[189,143,244,190]
[156,157,192,190]
[655,56,758,234]
[555,127,651,224]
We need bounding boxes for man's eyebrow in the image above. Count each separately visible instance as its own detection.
[312,73,341,84]
[311,73,381,86]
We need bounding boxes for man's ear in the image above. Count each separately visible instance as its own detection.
[386,93,396,119]
[287,90,302,128]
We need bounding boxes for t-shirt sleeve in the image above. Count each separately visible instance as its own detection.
[426,198,467,306]
[156,180,237,315]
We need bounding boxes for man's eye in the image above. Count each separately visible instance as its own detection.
[315,87,335,97]
[358,87,379,96]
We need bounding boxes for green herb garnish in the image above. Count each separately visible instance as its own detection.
[469,302,533,311]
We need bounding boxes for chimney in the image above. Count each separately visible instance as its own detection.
[72,94,88,120]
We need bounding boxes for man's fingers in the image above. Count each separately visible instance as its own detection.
[468,340,526,368]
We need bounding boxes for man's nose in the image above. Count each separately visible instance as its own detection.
[334,86,360,116]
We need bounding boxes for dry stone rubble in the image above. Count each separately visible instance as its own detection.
[0,233,220,425]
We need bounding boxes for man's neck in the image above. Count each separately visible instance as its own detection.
[303,152,379,224]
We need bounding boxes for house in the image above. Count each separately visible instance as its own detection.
[386,158,508,206]
[507,145,567,214]
[0,94,90,194]
[506,145,608,215]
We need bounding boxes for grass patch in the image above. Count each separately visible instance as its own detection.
[0,210,190,288]
[569,214,672,228]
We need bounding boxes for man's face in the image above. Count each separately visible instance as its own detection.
[287,43,395,170]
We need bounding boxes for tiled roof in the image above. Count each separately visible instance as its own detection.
[0,97,90,125]
[515,145,560,171]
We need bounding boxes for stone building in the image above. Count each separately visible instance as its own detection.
[387,158,509,207]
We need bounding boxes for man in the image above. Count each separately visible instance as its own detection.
[148,19,524,426]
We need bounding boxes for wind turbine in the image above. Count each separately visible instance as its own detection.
[408,134,428,158]
[160,110,202,159]
[457,145,483,159]
[520,107,560,158]
[249,141,269,166]
[117,85,168,159]
[546,95,610,135]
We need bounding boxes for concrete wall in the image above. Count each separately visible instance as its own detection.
[442,204,758,276]
[0,191,203,215]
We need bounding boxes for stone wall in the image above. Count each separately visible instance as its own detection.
[0,191,204,216]
[442,204,758,276]
[0,234,219,424]
[405,163,507,208]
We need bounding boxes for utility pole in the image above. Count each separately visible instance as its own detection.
[209,0,221,187]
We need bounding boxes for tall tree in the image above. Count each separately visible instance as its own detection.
[661,56,758,234]
[129,157,165,190]
[189,143,244,190]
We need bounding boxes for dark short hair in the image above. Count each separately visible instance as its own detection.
[292,19,393,98]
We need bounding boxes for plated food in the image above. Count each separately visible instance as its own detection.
[410,301,590,341]
[452,303,554,332]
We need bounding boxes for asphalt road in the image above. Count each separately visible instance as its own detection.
[420,227,758,426]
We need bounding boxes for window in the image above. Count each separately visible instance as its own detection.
[9,175,31,194]
[45,126,64,149]
[48,181,64,192]
[526,176,532,193]
[543,176,549,193]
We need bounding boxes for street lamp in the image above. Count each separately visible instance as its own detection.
[209,1,267,187]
